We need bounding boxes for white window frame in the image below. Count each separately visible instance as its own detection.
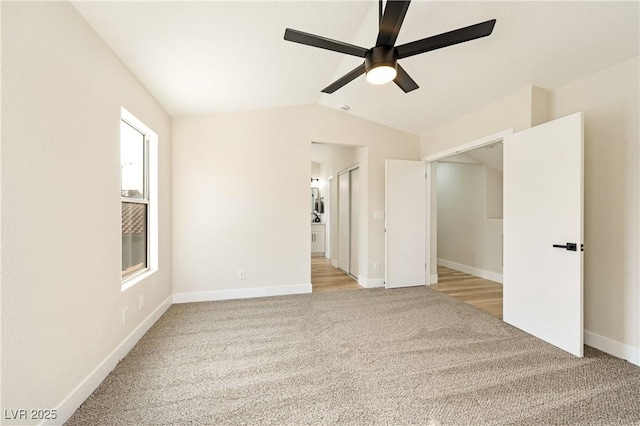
[120,108,158,291]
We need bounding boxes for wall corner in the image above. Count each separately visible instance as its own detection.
[531,86,550,126]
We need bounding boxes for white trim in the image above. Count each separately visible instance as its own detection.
[421,129,514,162]
[44,295,173,425]
[120,107,159,292]
[120,269,156,292]
[426,161,435,286]
[584,330,639,366]
[331,258,338,268]
[172,284,312,304]
[358,276,385,288]
[430,274,438,284]
[437,258,503,284]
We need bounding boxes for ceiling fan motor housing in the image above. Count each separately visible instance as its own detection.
[365,46,398,72]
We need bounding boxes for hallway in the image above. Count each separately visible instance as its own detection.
[311,256,361,293]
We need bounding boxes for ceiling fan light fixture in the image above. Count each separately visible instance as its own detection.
[366,64,397,85]
[364,46,398,86]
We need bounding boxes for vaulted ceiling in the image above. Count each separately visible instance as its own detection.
[73,1,639,135]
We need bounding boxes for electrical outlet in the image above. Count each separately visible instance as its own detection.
[139,295,144,310]
[373,262,379,272]
[122,307,128,325]
[238,269,246,280]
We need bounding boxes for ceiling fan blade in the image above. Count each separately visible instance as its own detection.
[396,19,496,59]
[394,64,419,93]
[321,63,366,94]
[284,28,368,58]
[376,0,411,47]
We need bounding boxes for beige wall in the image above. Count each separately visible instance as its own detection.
[486,165,504,220]
[421,58,640,357]
[1,2,173,422]
[172,105,419,294]
[421,85,540,157]
[172,106,313,294]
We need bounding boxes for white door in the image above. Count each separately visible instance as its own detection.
[503,112,584,357]
[338,171,350,273]
[385,159,426,288]
[350,168,360,277]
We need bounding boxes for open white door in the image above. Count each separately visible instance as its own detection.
[385,159,426,288]
[503,112,584,357]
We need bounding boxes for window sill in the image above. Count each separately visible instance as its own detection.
[121,268,156,291]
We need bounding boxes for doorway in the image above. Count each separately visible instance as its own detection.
[311,256,361,293]
[418,131,510,318]
[434,143,504,283]
[310,142,364,292]
[422,130,513,284]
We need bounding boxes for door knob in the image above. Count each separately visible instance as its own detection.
[553,242,579,251]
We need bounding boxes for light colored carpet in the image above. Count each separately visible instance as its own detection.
[67,287,640,425]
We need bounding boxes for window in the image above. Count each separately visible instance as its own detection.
[120,108,157,286]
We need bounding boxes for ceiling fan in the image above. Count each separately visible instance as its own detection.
[284,0,496,94]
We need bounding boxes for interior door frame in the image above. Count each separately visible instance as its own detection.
[421,129,514,284]
[325,176,332,259]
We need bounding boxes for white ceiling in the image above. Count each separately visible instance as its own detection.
[73,1,639,135]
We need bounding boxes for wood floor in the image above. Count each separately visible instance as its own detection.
[311,256,361,293]
[431,266,503,319]
[311,258,503,319]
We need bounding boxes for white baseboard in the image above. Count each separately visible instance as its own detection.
[331,259,338,268]
[172,283,312,304]
[46,295,173,425]
[358,276,385,288]
[430,274,438,285]
[584,330,639,366]
[437,258,503,284]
